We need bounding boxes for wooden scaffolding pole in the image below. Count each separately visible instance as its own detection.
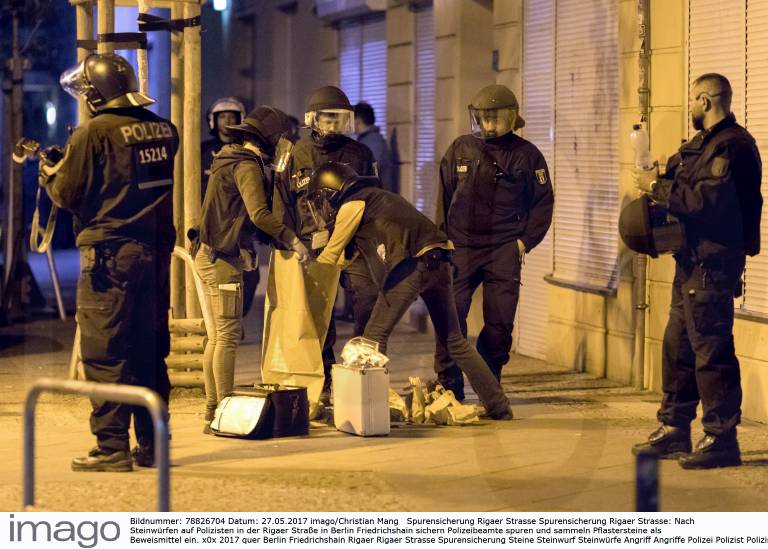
[75,1,94,124]
[136,0,152,96]
[96,0,115,54]
[182,0,202,318]
[1,12,25,319]
[170,0,186,317]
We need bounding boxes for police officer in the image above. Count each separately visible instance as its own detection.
[310,162,513,420]
[435,84,554,399]
[632,73,762,469]
[196,106,307,433]
[202,97,246,198]
[44,53,179,471]
[274,85,378,401]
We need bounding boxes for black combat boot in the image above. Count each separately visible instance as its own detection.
[131,446,155,468]
[437,369,465,401]
[71,447,133,472]
[476,401,514,421]
[632,424,692,458]
[488,403,514,421]
[679,431,741,469]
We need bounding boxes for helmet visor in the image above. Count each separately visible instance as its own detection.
[305,109,354,136]
[306,189,339,227]
[60,60,89,100]
[469,106,518,139]
[272,136,294,173]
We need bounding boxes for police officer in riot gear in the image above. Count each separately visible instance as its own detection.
[46,53,179,471]
[310,162,513,419]
[435,84,554,399]
[274,85,378,402]
[196,106,307,434]
[632,73,762,469]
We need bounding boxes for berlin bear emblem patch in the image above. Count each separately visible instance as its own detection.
[711,156,729,178]
[535,169,548,185]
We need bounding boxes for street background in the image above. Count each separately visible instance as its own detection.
[0,251,767,512]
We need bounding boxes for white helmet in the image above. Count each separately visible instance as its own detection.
[207,97,246,135]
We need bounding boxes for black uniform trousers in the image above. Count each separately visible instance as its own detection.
[341,254,380,337]
[658,255,745,436]
[435,240,522,397]
[363,254,510,417]
[77,240,171,452]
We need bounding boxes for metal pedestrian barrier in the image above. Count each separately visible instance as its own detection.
[23,378,170,511]
[635,450,659,512]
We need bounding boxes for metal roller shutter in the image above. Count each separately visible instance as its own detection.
[552,0,620,288]
[516,0,555,360]
[339,17,387,139]
[744,1,768,314]
[339,21,362,106]
[688,0,746,137]
[361,18,387,137]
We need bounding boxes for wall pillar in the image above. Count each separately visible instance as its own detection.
[433,0,494,161]
[386,2,415,202]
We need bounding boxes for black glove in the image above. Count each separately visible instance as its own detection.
[39,145,64,167]
[12,138,40,164]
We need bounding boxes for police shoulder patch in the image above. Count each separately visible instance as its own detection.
[535,169,548,185]
[711,156,729,177]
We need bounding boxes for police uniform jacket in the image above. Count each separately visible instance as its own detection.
[199,144,298,258]
[317,183,450,290]
[656,114,762,261]
[436,132,554,249]
[43,106,178,251]
[274,134,376,244]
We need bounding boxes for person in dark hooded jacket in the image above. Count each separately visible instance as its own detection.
[311,162,514,420]
[195,106,308,434]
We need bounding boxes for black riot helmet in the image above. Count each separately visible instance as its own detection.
[468,84,525,139]
[226,106,295,171]
[619,195,685,258]
[307,85,353,112]
[60,53,154,112]
[308,161,378,209]
[305,86,355,146]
